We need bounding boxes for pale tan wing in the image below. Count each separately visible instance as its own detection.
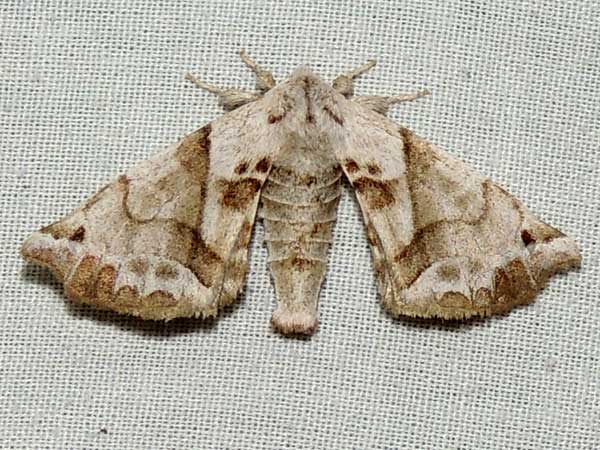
[337,105,581,320]
[21,102,279,320]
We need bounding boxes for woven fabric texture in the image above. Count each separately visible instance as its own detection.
[1,1,598,449]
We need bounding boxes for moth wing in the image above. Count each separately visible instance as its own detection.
[21,103,278,320]
[338,108,581,319]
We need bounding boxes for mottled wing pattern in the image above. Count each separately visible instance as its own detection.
[339,106,581,319]
[21,102,278,320]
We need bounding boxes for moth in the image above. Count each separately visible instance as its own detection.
[21,51,581,336]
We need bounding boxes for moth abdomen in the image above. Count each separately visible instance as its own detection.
[261,164,342,335]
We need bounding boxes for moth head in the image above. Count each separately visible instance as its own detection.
[285,67,333,97]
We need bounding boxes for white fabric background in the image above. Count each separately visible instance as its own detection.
[1,1,598,449]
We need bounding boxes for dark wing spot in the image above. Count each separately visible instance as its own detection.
[128,258,149,276]
[521,229,535,246]
[521,224,564,246]
[268,113,286,124]
[221,178,262,210]
[235,161,249,175]
[155,263,178,280]
[367,164,382,176]
[70,226,86,243]
[352,177,396,210]
[255,157,271,173]
[344,160,360,174]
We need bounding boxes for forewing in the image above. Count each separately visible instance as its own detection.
[21,102,278,320]
[338,106,581,319]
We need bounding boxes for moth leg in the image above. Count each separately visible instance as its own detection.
[239,49,276,92]
[353,89,431,115]
[332,59,377,96]
[185,73,260,110]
